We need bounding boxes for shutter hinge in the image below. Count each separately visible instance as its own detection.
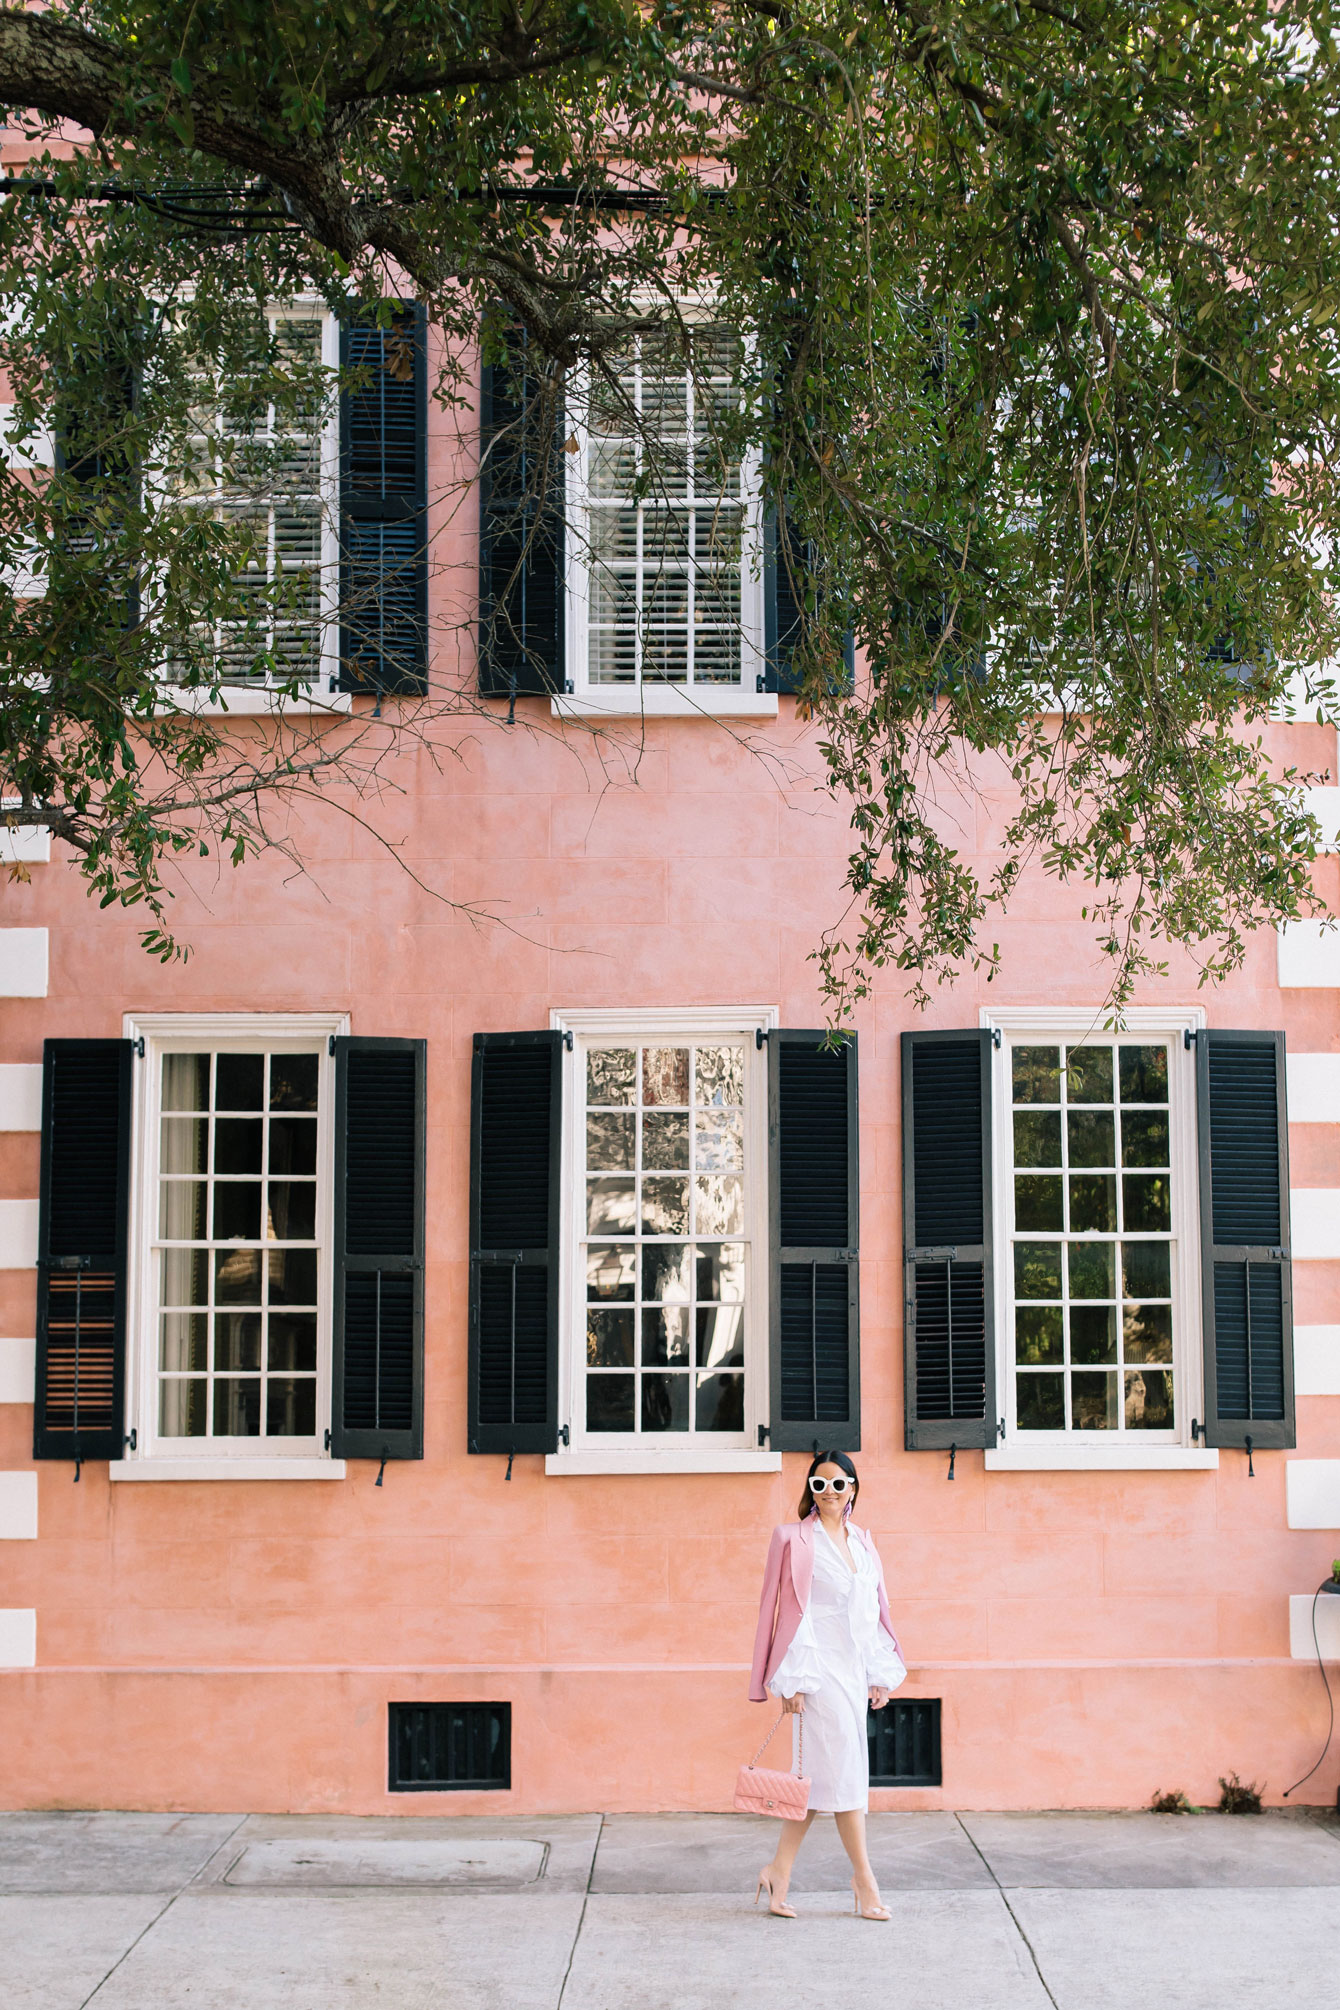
[133,1036,145,1058]
[328,1034,336,1056]
[558,1424,570,1447]
[1183,1028,1198,1050]
[991,1027,1002,1050]
[757,1424,770,1447]
[124,1428,137,1453]
[324,1428,332,1451]
[1191,1417,1204,1443]
[755,1027,769,1049]
[564,1030,573,1051]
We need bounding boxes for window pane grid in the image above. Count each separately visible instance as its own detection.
[154,1048,321,1440]
[178,316,329,686]
[584,332,746,691]
[582,1041,748,1437]
[1011,1041,1176,1435]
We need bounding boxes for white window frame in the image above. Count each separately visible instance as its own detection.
[982,1005,1219,1472]
[556,319,776,720]
[157,303,350,718]
[111,1011,349,1481]
[547,1005,781,1474]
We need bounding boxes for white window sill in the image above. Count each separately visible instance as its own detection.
[545,1449,782,1476]
[108,1457,347,1482]
[985,1442,1220,1473]
[551,687,778,722]
[158,683,352,718]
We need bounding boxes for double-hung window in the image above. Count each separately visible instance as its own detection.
[130,1021,338,1467]
[563,327,769,714]
[469,1011,860,1473]
[902,1006,1296,1469]
[1005,1032,1184,1441]
[172,308,339,701]
[579,1032,757,1443]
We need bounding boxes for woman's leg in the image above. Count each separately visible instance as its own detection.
[765,1810,815,1895]
[834,1810,883,1907]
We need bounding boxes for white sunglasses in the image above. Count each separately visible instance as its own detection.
[808,1474,855,1495]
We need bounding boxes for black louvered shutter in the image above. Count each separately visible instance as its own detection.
[901,1030,996,1450]
[33,1040,132,1462]
[1197,1030,1294,1450]
[339,305,428,695]
[769,1031,860,1450]
[54,341,140,630]
[763,508,855,697]
[479,327,565,698]
[331,1038,426,1460]
[468,1032,561,1453]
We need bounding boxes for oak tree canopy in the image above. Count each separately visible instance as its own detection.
[1,1,1337,1003]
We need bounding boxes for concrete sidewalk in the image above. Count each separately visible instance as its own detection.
[5,1806,1340,2010]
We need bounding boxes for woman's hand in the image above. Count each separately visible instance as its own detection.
[868,1686,891,1711]
[780,1691,806,1714]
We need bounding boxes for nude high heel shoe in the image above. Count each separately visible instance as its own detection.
[754,1869,797,1918]
[851,1878,890,1921]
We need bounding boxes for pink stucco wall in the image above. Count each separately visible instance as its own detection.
[1,332,1337,1814]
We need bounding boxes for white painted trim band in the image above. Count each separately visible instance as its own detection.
[0,1064,42,1131]
[1295,1326,1340,1397]
[0,929,48,998]
[544,1451,782,1476]
[1287,1053,1340,1122]
[1286,1460,1340,1530]
[108,1457,347,1481]
[0,1200,39,1270]
[1289,1591,1340,1660]
[0,1471,37,1538]
[1290,1189,1340,1261]
[0,1339,35,1405]
[0,1610,36,1668]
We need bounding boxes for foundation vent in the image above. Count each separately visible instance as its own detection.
[388,1701,511,1792]
[867,1698,942,1788]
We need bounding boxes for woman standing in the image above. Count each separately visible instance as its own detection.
[749,1450,906,1919]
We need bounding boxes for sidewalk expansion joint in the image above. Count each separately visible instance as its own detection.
[76,1813,250,2010]
[555,1811,603,2010]
[953,1814,1060,2010]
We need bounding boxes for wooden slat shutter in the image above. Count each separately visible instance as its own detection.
[901,1030,996,1450]
[1197,1030,1294,1450]
[769,1031,860,1450]
[53,341,140,629]
[479,327,566,698]
[763,508,855,697]
[331,1038,426,1460]
[468,1032,562,1453]
[33,1040,132,1462]
[339,304,428,695]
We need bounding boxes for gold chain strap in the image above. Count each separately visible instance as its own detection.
[750,1708,804,1775]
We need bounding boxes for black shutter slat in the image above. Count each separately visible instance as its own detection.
[479,326,566,698]
[33,1040,132,1462]
[1198,1030,1294,1450]
[769,1032,860,1450]
[901,1030,996,1450]
[331,1037,426,1461]
[339,305,428,695]
[469,1032,561,1454]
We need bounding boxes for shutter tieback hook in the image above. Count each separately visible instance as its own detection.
[73,1458,82,1484]
[375,1454,388,1487]
[947,1444,956,1482]
[1245,1434,1255,1478]
[505,1448,515,1482]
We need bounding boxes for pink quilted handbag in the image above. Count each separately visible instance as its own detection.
[734,1710,811,1819]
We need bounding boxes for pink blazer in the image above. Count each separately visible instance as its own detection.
[750,1516,903,1702]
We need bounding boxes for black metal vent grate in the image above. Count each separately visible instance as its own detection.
[389,1702,511,1792]
[868,1699,942,1787]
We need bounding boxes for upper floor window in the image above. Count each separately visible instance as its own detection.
[564,328,766,708]
[174,309,339,692]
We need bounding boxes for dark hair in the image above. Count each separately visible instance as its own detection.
[797,1449,859,1521]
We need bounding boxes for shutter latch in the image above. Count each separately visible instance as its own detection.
[910,1246,957,1262]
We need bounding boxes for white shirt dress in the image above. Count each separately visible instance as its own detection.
[767,1520,906,1813]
